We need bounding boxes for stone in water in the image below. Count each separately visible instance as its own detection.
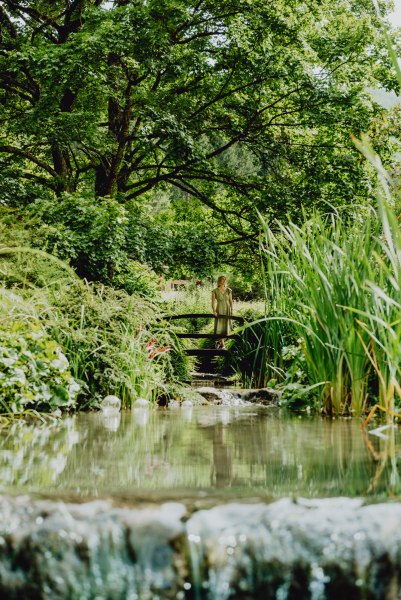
[135,398,150,409]
[100,395,121,414]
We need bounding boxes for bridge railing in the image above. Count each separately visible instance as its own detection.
[164,313,245,324]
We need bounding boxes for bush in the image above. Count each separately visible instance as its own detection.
[112,260,160,297]
[29,193,127,281]
[41,281,189,408]
[0,245,189,411]
[0,320,79,413]
[18,194,160,297]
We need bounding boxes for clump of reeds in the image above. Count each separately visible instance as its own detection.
[255,139,401,417]
[258,208,382,414]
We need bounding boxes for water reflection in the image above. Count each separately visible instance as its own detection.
[132,406,149,427]
[1,408,401,500]
[363,421,401,496]
[99,412,121,432]
[211,424,232,488]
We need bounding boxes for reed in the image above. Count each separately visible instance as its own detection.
[347,2,401,415]
[257,208,384,414]
[230,309,292,389]
[349,138,401,414]
[256,182,401,416]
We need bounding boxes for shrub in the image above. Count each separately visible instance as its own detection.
[0,246,189,411]
[0,320,79,413]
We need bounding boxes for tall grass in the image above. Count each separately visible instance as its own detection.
[255,160,401,416]
[258,209,383,414]
[229,306,293,388]
[350,138,401,415]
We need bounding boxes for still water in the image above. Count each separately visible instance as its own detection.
[0,406,400,501]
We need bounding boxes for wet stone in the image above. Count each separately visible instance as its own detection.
[195,386,281,406]
[0,496,186,600]
[195,387,243,405]
[2,496,401,598]
[238,387,281,405]
[188,498,401,599]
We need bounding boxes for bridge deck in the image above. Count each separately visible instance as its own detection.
[176,333,239,340]
[185,348,228,356]
[165,313,244,324]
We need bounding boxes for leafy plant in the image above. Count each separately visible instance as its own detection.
[0,318,79,414]
[0,244,189,411]
[257,208,383,415]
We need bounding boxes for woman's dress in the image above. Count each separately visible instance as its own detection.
[213,287,232,336]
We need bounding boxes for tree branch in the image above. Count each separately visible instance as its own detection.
[21,172,57,189]
[0,145,58,177]
[0,6,17,37]
[217,232,259,245]
[0,82,34,103]
[3,0,61,32]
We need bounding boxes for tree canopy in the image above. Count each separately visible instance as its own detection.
[0,0,392,263]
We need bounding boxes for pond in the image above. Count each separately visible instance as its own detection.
[1,405,399,502]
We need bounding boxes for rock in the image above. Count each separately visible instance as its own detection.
[0,496,186,599]
[238,387,281,405]
[100,394,121,414]
[135,398,150,408]
[195,387,221,402]
[195,387,241,405]
[195,386,281,406]
[196,387,280,406]
[188,497,401,599]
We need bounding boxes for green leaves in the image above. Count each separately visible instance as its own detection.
[0,321,79,413]
[0,0,387,237]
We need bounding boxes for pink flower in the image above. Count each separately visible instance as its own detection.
[148,345,172,360]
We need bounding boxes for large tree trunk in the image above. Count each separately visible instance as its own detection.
[95,163,110,197]
[94,55,132,198]
[51,145,74,193]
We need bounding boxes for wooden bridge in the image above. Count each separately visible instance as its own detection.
[165,313,245,357]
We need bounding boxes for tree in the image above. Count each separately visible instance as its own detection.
[0,0,390,246]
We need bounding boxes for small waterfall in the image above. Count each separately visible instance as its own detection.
[186,520,203,600]
[1,495,401,598]
[184,497,401,599]
[0,496,187,600]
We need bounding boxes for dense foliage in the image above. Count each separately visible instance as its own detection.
[0,0,391,279]
[0,244,190,413]
[0,319,79,413]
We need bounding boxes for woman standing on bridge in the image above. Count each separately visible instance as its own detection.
[212,275,233,349]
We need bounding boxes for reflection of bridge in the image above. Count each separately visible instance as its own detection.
[166,313,244,357]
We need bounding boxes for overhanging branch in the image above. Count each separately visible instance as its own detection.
[0,145,58,177]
